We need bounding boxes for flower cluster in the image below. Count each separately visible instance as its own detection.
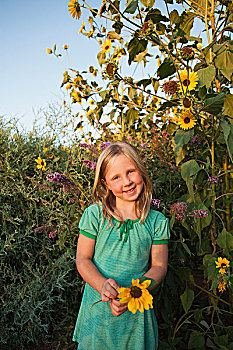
[34,225,54,234]
[207,176,218,184]
[83,160,96,170]
[191,136,201,145]
[150,199,161,208]
[215,257,230,292]
[80,143,89,149]
[170,202,188,220]
[49,231,56,239]
[161,131,170,138]
[192,210,208,218]
[46,172,79,194]
[99,142,112,150]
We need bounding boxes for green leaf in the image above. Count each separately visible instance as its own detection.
[180,11,196,36]
[197,65,216,89]
[125,108,138,126]
[188,331,205,349]
[202,92,226,115]
[217,228,233,256]
[157,58,176,79]
[97,51,106,67]
[99,90,110,100]
[223,94,233,122]
[180,287,194,313]
[145,8,169,23]
[213,41,233,81]
[221,120,233,162]
[140,0,155,7]
[203,254,217,282]
[169,9,180,24]
[174,129,194,150]
[181,160,200,180]
[127,38,147,65]
[107,31,122,40]
[124,0,138,14]
[221,23,233,34]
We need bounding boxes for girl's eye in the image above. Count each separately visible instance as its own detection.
[129,170,135,173]
[112,176,119,180]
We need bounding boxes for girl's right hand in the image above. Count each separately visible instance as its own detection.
[101,278,119,302]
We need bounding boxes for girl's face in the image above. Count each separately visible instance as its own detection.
[103,154,143,205]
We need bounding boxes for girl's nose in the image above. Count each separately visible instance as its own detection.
[123,175,132,186]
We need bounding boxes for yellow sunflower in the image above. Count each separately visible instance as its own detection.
[178,110,197,130]
[63,45,69,50]
[118,279,153,314]
[215,257,230,275]
[47,48,52,54]
[101,39,112,53]
[68,0,81,20]
[178,69,199,92]
[218,281,226,292]
[35,157,46,171]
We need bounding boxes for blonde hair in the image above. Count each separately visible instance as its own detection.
[93,141,152,224]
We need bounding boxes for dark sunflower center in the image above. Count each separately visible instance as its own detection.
[106,63,115,75]
[183,79,190,87]
[183,97,191,108]
[41,161,45,166]
[221,264,226,268]
[105,45,110,50]
[184,117,191,124]
[130,286,142,298]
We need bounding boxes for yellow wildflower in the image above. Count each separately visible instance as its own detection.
[47,48,52,54]
[178,110,197,130]
[178,69,199,92]
[215,257,230,275]
[101,39,112,53]
[68,0,81,20]
[79,21,85,34]
[218,281,226,292]
[63,45,69,50]
[35,157,46,171]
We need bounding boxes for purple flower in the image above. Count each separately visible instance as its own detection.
[80,143,89,149]
[151,199,161,208]
[83,160,96,170]
[170,202,187,220]
[49,231,56,239]
[191,136,201,145]
[34,225,53,234]
[99,142,112,150]
[207,176,218,184]
[192,210,208,218]
[161,130,170,138]
[46,172,79,195]
[140,143,148,148]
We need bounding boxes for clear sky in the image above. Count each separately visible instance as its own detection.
[0,0,99,130]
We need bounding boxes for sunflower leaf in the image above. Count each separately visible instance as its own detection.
[202,92,226,115]
[197,65,216,89]
[217,228,233,256]
[223,94,233,122]
[180,287,194,313]
[157,58,176,79]
[123,0,138,14]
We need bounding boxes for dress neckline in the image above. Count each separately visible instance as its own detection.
[112,217,140,223]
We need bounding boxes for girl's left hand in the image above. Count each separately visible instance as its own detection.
[109,299,128,317]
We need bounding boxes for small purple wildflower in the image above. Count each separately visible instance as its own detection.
[170,202,187,220]
[83,160,96,170]
[192,210,208,218]
[151,199,161,208]
[191,136,201,145]
[34,225,53,234]
[99,142,112,150]
[161,130,170,138]
[140,143,148,148]
[46,172,79,195]
[49,231,56,239]
[207,176,218,184]
[80,143,89,149]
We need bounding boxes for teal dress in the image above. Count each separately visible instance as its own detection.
[73,204,170,350]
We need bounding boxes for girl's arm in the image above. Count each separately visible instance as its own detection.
[143,244,168,289]
[76,234,119,301]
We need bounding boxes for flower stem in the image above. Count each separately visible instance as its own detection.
[90,299,102,308]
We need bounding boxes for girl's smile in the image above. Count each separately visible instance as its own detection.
[103,154,143,204]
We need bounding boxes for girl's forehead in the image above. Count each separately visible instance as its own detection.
[104,154,136,175]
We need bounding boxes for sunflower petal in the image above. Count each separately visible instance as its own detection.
[141,280,151,289]
[128,298,137,314]
[119,296,131,303]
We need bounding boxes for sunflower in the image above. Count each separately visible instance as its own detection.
[35,157,46,171]
[215,257,230,275]
[47,48,52,54]
[218,281,226,292]
[68,0,81,20]
[178,110,197,130]
[178,69,198,92]
[63,45,69,50]
[101,39,112,53]
[180,96,193,109]
[118,279,153,314]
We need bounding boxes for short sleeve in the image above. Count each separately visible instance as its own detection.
[152,213,170,245]
[78,204,101,240]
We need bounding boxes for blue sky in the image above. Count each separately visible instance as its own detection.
[0,0,99,130]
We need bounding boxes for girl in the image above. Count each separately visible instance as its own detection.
[73,142,169,350]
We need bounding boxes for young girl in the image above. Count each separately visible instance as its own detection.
[73,142,169,350]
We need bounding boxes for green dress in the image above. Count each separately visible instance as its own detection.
[73,204,170,350]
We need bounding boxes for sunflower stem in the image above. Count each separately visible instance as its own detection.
[90,299,102,308]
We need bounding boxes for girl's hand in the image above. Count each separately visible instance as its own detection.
[101,278,119,302]
[109,299,128,317]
